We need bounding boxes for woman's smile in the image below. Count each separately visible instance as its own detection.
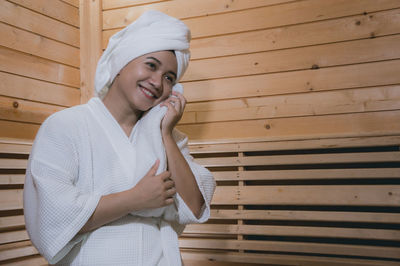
[139,85,157,100]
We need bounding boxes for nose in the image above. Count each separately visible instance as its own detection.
[149,71,162,91]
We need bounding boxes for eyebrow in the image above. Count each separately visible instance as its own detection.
[146,56,177,79]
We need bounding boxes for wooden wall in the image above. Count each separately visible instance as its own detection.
[101,0,400,143]
[0,0,80,141]
[2,0,399,143]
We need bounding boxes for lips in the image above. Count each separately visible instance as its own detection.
[139,85,158,100]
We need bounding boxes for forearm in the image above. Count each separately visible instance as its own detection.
[79,159,174,234]
[162,133,204,218]
[79,187,144,234]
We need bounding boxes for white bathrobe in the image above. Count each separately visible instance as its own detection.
[23,97,215,265]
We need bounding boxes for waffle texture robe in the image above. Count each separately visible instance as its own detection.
[23,97,215,265]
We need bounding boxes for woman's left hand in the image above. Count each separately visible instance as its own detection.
[160,91,186,136]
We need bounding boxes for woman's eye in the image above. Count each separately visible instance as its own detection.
[146,62,156,70]
[165,75,174,83]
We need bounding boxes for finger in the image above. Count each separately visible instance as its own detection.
[172,91,186,104]
[148,159,160,175]
[172,91,186,111]
[164,198,174,205]
[163,101,177,113]
[160,171,171,180]
[165,187,176,197]
[167,96,179,104]
[168,97,181,111]
[164,179,175,189]
[172,91,183,98]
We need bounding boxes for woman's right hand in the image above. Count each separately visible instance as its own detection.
[79,159,175,233]
[129,159,176,210]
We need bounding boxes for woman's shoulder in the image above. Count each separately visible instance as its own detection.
[37,103,90,141]
[45,104,89,128]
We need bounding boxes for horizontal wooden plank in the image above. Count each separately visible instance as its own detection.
[2,255,47,266]
[183,259,265,266]
[103,0,292,30]
[212,185,400,206]
[183,35,400,82]
[0,175,25,185]
[0,240,32,251]
[0,0,79,47]
[188,135,400,152]
[181,251,400,266]
[7,0,79,27]
[0,71,80,107]
[182,85,400,124]
[103,0,183,10]
[184,224,400,241]
[186,0,400,38]
[212,168,400,181]
[0,22,80,67]
[102,0,400,39]
[0,142,31,154]
[0,120,40,141]
[178,110,400,142]
[195,151,400,167]
[0,245,39,262]
[183,59,400,102]
[0,230,29,245]
[0,216,25,231]
[0,46,80,88]
[185,85,400,113]
[0,96,64,124]
[61,0,79,8]
[179,239,400,259]
[0,159,28,169]
[0,189,23,211]
[210,210,400,224]
[190,8,400,59]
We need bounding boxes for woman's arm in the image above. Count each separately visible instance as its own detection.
[161,91,205,218]
[162,132,205,218]
[79,160,175,233]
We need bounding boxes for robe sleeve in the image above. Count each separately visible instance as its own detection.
[23,111,102,264]
[170,129,216,227]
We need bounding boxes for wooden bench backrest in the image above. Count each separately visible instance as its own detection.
[0,141,47,265]
[182,135,400,266]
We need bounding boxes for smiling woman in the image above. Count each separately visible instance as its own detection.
[23,10,215,266]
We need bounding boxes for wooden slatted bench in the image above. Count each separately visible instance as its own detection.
[1,136,400,265]
[181,135,400,266]
[0,140,47,265]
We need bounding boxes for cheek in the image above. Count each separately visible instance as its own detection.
[162,86,173,99]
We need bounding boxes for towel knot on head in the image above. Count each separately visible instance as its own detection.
[94,10,191,99]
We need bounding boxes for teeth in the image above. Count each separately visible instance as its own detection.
[142,88,155,98]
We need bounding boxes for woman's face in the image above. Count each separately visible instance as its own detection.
[112,50,178,112]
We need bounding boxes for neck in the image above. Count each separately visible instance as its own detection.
[102,88,142,137]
